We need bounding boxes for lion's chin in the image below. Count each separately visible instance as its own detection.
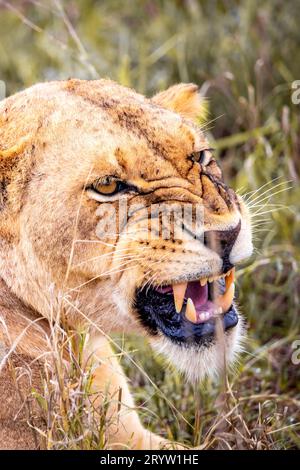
[151,316,245,383]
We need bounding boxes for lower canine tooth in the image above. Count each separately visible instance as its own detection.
[172,282,187,313]
[185,298,197,323]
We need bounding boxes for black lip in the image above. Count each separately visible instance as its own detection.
[134,281,238,346]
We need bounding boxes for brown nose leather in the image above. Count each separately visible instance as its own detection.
[204,220,241,272]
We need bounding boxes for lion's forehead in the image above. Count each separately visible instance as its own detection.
[30,79,207,179]
[1,78,208,183]
[58,79,203,148]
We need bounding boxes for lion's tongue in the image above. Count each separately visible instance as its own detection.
[185,281,208,308]
[173,270,235,323]
[156,269,235,324]
[158,281,214,323]
[184,282,217,323]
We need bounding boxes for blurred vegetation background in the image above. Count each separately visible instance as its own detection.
[0,0,299,449]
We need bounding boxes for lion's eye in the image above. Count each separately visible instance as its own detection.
[199,150,207,165]
[88,177,132,200]
[190,149,212,166]
[93,179,118,195]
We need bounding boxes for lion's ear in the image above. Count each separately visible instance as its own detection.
[0,137,29,212]
[152,83,208,123]
[0,138,28,167]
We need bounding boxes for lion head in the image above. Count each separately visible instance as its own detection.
[0,79,252,381]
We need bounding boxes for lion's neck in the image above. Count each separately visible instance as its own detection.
[0,240,58,319]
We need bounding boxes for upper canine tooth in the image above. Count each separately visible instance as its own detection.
[225,268,233,278]
[185,298,198,323]
[200,278,207,286]
[225,267,235,290]
[172,282,187,313]
[215,268,235,313]
[216,283,235,313]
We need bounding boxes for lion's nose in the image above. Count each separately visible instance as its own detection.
[204,220,241,272]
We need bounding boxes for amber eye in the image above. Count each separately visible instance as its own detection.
[89,177,132,198]
[93,178,118,195]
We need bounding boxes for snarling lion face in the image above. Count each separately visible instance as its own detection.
[0,79,252,381]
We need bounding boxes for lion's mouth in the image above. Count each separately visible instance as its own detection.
[135,268,238,345]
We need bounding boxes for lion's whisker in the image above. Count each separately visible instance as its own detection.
[242,178,286,201]
[71,247,144,268]
[240,176,284,200]
[74,239,118,248]
[245,182,287,207]
[245,181,292,206]
[251,208,291,217]
[66,258,142,292]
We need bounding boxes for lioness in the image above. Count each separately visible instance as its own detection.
[0,79,252,449]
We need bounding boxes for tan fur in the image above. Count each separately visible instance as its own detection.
[0,79,252,449]
[152,83,208,122]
